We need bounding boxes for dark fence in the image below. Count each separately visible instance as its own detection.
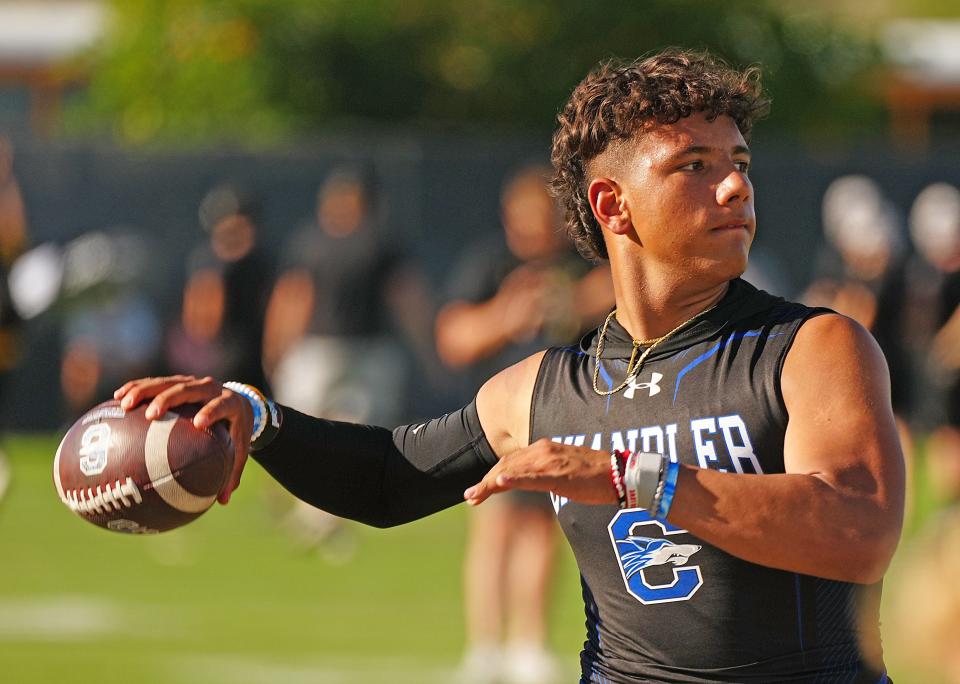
[4,130,960,429]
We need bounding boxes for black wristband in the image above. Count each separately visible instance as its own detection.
[251,398,282,452]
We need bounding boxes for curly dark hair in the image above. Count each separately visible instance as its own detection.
[550,49,770,261]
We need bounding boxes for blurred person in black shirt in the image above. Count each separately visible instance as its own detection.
[166,184,272,390]
[264,167,434,424]
[910,182,960,505]
[262,167,434,550]
[436,165,613,684]
[804,175,914,459]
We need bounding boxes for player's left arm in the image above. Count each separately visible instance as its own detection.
[467,314,905,584]
[665,314,905,583]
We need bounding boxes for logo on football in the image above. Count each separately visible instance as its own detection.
[53,400,233,533]
[78,423,111,476]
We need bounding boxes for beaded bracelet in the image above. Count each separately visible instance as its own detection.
[223,381,283,452]
[222,381,267,441]
[610,451,627,508]
[649,466,666,513]
[654,460,681,521]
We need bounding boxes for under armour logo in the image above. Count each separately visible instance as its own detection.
[624,372,662,399]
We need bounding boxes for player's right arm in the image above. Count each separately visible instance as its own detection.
[113,352,543,527]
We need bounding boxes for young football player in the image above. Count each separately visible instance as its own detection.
[117,49,904,683]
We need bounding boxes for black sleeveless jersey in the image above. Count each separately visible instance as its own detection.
[530,280,887,683]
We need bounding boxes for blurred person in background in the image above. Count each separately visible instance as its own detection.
[0,136,29,504]
[262,167,435,550]
[909,182,960,505]
[804,176,915,463]
[887,508,960,682]
[165,184,272,390]
[436,164,613,684]
[58,227,162,421]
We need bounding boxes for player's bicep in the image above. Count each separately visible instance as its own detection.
[781,314,904,502]
[476,350,547,459]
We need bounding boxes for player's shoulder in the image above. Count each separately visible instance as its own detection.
[477,350,548,454]
[792,311,879,356]
[783,312,888,398]
[480,350,548,404]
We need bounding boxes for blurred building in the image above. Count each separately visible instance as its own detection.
[0,1,104,136]
[882,19,960,148]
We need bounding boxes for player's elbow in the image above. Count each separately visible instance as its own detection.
[361,500,432,529]
[838,514,902,585]
[847,543,897,585]
[344,501,408,529]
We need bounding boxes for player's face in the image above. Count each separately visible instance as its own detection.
[618,112,755,281]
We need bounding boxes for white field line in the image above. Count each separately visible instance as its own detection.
[0,595,123,640]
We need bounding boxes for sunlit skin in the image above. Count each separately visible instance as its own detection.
[115,111,903,585]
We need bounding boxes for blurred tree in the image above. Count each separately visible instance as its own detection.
[64,0,885,146]
[799,0,960,33]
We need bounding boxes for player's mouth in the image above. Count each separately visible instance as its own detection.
[711,221,751,233]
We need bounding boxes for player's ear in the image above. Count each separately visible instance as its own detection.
[588,177,631,236]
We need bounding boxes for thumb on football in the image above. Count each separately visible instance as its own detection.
[192,390,253,505]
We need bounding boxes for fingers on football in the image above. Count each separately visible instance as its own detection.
[143,376,218,419]
[192,391,241,429]
[116,375,200,409]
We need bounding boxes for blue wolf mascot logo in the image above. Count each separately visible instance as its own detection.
[608,510,704,604]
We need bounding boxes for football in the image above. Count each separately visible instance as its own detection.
[53,400,233,534]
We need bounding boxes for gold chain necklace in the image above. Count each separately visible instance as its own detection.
[591,304,719,396]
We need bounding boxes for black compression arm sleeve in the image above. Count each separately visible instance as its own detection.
[250,400,499,528]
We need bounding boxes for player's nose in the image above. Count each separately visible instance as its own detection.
[716,168,751,206]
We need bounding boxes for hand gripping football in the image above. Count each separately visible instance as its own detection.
[53,400,233,534]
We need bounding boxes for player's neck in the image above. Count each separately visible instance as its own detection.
[611,273,730,343]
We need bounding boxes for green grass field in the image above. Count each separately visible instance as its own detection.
[0,436,587,684]
[0,435,949,683]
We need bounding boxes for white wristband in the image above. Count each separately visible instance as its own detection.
[623,452,665,510]
[223,381,268,443]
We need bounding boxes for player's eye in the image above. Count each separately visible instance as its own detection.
[679,160,704,172]
[734,160,751,174]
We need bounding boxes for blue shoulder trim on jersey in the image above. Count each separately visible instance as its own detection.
[673,339,723,403]
[672,329,774,403]
[596,359,615,414]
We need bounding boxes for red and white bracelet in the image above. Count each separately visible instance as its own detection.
[610,450,627,508]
